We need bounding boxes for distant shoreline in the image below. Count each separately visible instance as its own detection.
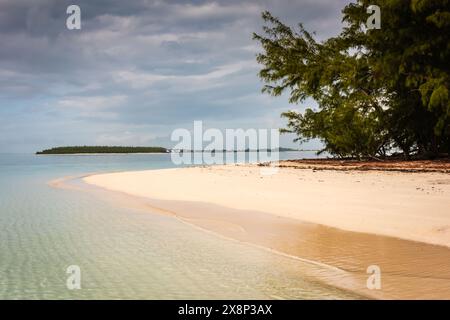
[35,146,314,155]
[35,151,306,155]
[35,146,169,155]
[36,152,170,156]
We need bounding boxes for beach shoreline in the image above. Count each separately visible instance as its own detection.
[84,163,450,247]
[79,162,450,299]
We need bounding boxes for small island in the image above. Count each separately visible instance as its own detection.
[36,146,168,154]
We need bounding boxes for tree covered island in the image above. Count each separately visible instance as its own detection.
[36,146,168,154]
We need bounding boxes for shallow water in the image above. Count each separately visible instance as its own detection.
[151,197,450,299]
[0,153,361,299]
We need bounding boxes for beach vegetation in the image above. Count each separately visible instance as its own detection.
[253,0,449,159]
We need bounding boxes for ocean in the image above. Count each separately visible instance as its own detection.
[0,152,359,299]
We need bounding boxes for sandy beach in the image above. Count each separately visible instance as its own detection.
[83,162,450,299]
[84,163,450,247]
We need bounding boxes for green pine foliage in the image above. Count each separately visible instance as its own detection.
[253,0,449,159]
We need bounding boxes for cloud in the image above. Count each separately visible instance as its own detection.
[0,0,349,152]
[95,131,158,145]
[113,61,255,91]
[56,95,127,109]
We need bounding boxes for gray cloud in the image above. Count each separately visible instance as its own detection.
[0,0,349,152]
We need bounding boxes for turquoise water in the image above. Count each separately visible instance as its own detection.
[0,153,359,299]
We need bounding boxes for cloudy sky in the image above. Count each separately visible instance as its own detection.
[0,0,349,152]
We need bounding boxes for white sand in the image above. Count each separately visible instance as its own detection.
[84,165,450,247]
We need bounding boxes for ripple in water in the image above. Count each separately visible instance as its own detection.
[0,153,360,299]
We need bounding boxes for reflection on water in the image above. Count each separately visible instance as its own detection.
[0,153,360,299]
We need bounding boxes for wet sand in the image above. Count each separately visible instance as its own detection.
[83,164,450,299]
